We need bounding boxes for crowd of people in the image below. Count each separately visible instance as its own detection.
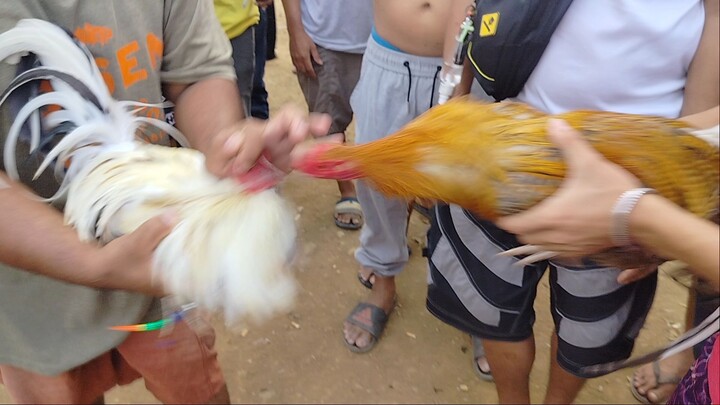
[0,0,717,404]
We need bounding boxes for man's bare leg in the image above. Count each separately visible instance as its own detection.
[544,332,585,404]
[483,337,535,403]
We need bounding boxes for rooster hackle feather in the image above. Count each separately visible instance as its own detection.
[295,98,719,268]
[0,19,297,324]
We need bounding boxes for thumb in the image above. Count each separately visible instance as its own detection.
[546,118,602,172]
[132,210,178,250]
[307,113,332,138]
[310,45,323,66]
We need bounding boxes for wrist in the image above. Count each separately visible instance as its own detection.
[81,244,111,288]
[628,193,677,248]
[286,19,304,35]
[610,188,657,246]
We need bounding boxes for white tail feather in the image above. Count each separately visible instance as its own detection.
[0,19,112,107]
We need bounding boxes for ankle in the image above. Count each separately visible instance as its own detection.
[372,274,396,290]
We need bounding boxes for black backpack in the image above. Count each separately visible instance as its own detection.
[467,0,573,101]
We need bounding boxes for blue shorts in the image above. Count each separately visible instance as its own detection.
[425,204,657,377]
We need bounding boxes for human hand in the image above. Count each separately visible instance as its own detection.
[94,212,177,296]
[496,119,642,258]
[204,106,331,180]
[256,0,273,9]
[288,28,322,78]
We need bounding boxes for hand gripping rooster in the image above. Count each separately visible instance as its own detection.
[0,19,296,324]
[295,99,719,269]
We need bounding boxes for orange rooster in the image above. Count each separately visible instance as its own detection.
[294,99,718,267]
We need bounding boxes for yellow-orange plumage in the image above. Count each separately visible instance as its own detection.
[297,98,718,223]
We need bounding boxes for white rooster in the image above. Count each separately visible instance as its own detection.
[0,19,297,324]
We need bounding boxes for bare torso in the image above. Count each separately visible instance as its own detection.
[373,0,451,57]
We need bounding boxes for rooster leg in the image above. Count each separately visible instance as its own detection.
[498,245,559,266]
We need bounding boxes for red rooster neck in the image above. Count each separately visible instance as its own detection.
[294,143,363,180]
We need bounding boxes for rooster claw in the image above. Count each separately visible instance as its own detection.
[498,244,559,266]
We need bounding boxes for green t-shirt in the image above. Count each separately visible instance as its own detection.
[0,0,234,375]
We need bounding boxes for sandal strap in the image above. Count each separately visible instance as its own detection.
[345,302,390,339]
[652,360,682,385]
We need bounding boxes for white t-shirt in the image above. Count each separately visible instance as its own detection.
[301,0,373,54]
[516,0,704,118]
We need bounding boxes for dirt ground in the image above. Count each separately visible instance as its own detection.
[0,5,691,405]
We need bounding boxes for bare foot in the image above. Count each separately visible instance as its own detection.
[631,350,693,403]
[343,273,396,351]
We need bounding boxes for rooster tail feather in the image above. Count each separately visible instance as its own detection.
[0,19,130,190]
[132,115,190,148]
[0,19,112,106]
[1,67,100,157]
[293,143,364,180]
[1,67,104,110]
[3,91,91,180]
[0,19,185,199]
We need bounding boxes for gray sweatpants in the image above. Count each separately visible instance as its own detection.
[350,35,442,277]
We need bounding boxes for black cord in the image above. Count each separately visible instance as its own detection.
[430,65,442,109]
[403,61,412,102]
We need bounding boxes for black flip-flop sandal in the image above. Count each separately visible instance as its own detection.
[357,272,374,289]
[343,301,394,353]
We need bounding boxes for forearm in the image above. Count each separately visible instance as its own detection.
[455,60,474,97]
[281,0,304,36]
[164,78,245,155]
[630,194,719,289]
[0,173,102,286]
[680,105,719,129]
[443,0,476,65]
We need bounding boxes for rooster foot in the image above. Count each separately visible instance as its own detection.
[498,244,559,266]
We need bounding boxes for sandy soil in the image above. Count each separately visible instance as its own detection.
[0,5,691,404]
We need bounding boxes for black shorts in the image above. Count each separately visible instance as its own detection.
[425,204,657,377]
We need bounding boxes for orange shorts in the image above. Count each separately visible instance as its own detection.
[0,319,225,404]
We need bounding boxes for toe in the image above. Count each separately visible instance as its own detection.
[343,321,361,345]
[354,330,373,349]
[335,213,349,225]
[343,321,354,342]
[343,321,374,350]
[633,368,654,391]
